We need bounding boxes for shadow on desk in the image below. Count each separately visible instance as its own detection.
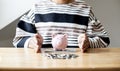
[86,48,110,53]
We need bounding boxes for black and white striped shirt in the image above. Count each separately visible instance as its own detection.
[13,0,110,48]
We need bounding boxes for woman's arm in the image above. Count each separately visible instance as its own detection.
[87,10,110,48]
[13,9,37,48]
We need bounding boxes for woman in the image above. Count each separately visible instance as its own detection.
[13,0,110,53]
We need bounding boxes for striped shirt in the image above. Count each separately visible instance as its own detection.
[13,0,110,48]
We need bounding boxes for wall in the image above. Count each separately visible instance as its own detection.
[0,0,34,30]
[0,0,120,47]
[0,0,34,47]
[0,18,20,47]
[85,0,120,47]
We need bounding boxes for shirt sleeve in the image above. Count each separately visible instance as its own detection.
[13,9,37,48]
[87,9,110,48]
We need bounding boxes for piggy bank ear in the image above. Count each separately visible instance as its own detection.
[52,33,57,38]
[63,34,68,38]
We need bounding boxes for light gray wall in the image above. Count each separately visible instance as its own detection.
[85,0,120,47]
[0,18,20,47]
[0,0,34,47]
[0,0,120,47]
[0,0,34,30]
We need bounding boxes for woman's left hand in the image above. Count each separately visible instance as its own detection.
[78,33,90,53]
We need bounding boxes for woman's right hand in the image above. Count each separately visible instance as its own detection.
[28,34,43,53]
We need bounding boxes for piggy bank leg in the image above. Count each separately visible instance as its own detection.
[53,48,65,51]
[53,48,62,51]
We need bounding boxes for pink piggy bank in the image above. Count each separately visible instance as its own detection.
[52,34,68,51]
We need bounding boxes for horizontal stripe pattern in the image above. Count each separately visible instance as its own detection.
[17,20,37,33]
[35,22,86,46]
[35,13,89,26]
[13,0,110,48]
[35,0,90,16]
[17,36,30,47]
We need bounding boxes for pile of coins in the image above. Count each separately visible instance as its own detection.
[45,53,79,59]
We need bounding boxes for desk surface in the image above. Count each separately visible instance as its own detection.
[0,47,120,71]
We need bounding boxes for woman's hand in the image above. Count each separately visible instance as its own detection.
[28,34,43,53]
[78,33,90,53]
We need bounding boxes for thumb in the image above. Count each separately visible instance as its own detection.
[35,34,43,53]
[78,33,86,43]
[78,33,87,49]
[36,33,42,39]
[35,33,43,43]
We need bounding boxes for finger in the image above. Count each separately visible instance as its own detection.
[80,38,86,49]
[34,46,41,53]
[79,38,88,52]
[81,42,89,52]
[33,38,41,53]
[81,39,88,49]
[82,44,89,52]
[78,33,88,52]
[36,34,40,39]
[36,33,43,40]
[36,34,43,44]
[79,41,84,48]
[35,34,42,53]
[35,37,42,47]
[33,45,40,53]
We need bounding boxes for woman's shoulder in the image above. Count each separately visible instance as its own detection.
[73,0,91,10]
[74,0,90,6]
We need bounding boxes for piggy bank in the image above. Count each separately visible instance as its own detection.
[52,34,68,51]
